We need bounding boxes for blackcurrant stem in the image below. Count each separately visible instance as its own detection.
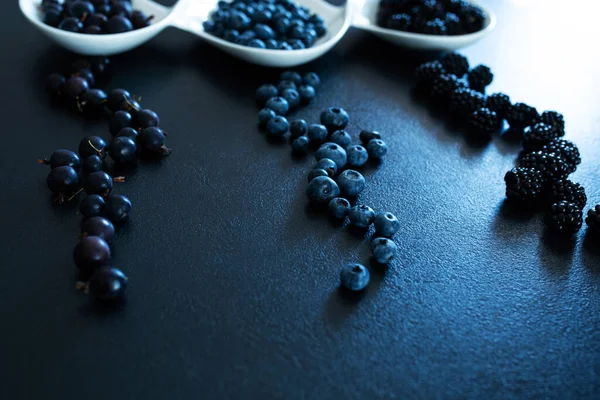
[67,188,84,202]
[122,95,140,111]
[76,98,84,113]
[136,96,142,102]
[80,12,88,23]
[75,281,89,293]
[160,145,171,155]
[113,176,126,183]
[36,158,49,165]
[99,99,108,105]
[88,140,103,156]
[162,130,169,136]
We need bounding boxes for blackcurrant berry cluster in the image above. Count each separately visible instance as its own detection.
[255,73,398,292]
[203,0,327,50]
[39,0,153,34]
[40,55,170,303]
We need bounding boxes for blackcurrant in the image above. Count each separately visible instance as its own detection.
[86,13,108,28]
[63,77,89,102]
[82,154,104,174]
[107,88,131,112]
[110,1,132,18]
[84,171,116,196]
[139,127,169,154]
[38,149,81,170]
[47,165,80,194]
[81,216,115,243]
[119,97,141,117]
[88,267,127,301]
[43,8,63,27]
[104,194,132,223]
[78,89,107,115]
[106,15,133,33]
[136,109,160,128]
[131,10,153,29]
[73,236,111,270]
[78,135,107,158]
[45,73,65,97]
[58,17,84,32]
[109,137,137,163]
[80,194,105,218]
[109,111,133,136]
[116,127,138,140]
[67,1,95,19]
[89,56,110,75]
[83,25,103,34]
[72,68,95,86]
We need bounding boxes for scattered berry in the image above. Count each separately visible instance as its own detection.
[518,151,569,182]
[340,263,370,291]
[291,135,309,153]
[308,169,329,183]
[506,102,539,130]
[504,167,544,204]
[265,97,290,116]
[109,137,137,163]
[373,212,400,237]
[280,71,303,85]
[329,130,352,149]
[80,194,105,218]
[371,237,397,264]
[38,149,81,171]
[305,175,340,204]
[258,108,277,127]
[522,122,563,151]
[346,145,369,168]
[336,169,366,197]
[467,64,493,92]
[540,140,581,174]
[545,201,583,235]
[303,72,320,88]
[315,158,338,178]
[88,267,127,301]
[535,110,565,136]
[468,107,501,135]
[47,165,80,195]
[281,88,300,109]
[78,135,107,158]
[348,205,375,228]
[450,87,486,117]
[290,119,308,138]
[486,93,511,118]
[73,236,111,271]
[549,180,587,210]
[440,53,470,76]
[297,85,316,104]
[320,107,349,132]
[315,142,347,169]
[136,109,160,128]
[266,116,289,137]
[586,205,600,233]
[366,139,388,159]
[81,216,115,243]
[138,127,169,155]
[307,123,328,144]
[104,194,132,224]
[328,197,351,219]
[359,130,381,143]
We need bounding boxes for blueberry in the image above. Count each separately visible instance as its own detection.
[274,17,291,35]
[367,139,388,159]
[315,158,337,177]
[291,135,309,153]
[305,175,340,204]
[289,19,305,29]
[328,197,351,219]
[278,42,293,50]
[254,23,275,40]
[320,107,349,132]
[349,205,375,228]
[213,22,226,37]
[302,72,321,89]
[336,169,366,197]
[307,124,328,144]
[346,145,369,168]
[289,39,306,49]
[278,80,297,92]
[373,212,400,237]
[256,84,279,106]
[254,9,272,23]
[315,22,327,37]
[289,25,304,39]
[308,169,329,182]
[68,1,95,19]
[359,130,381,143]
[274,10,292,20]
[203,20,216,32]
[258,108,276,127]
[237,30,256,45]
[340,263,370,291]
[297,85,316,104]
[229,10,251,30]
[290,119,308,138]
[280,71,303,85]
[329,130,352,148]
[265,39,278,49]
[281,88,300,108]
[316,142,347,169]
[302,29,317,47]
[266,116,289,137]
[310,14,325,25]
[265,97,290,115]
[371,237,397,264]
[223,29,239,42]
[248,38,266,48]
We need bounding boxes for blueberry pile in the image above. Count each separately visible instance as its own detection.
[256,71,397,292]
[39,0,153,34]
[203,0,327,50]
[40,55,170,302]
[377,0,486,35]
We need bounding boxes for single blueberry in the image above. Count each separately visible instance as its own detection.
[265,96,290,116]
[307,124,328,144]
[315,22,327,37]
[316,142,347,169]
[229,10,251,30]
[310,14,325,25]
[305,175,340,204]
[289,25,304,39]
[289,39,306,49]
[320,107,350,132]
[315,158,337,177]
[290,119,308,138]
[302,29,317,47]
[258,108,276,127]
[373,212,400,237]
[213,22,226,37]
[274,17,291,35]
[248,39,266,48]
[346,145,369,168]
[359,130,382,143]
[277,80,297,92]
[336,169,366,197]
[340,263,370,291]
[266,116,289,137]
[371,237,398,264]
[297,85,316,104]
[223,29,239,42]
[303,72,321,89]
[281,88,300,109]
[254,23,275,40]
[367,139,388,159]
[348,205,375,228]
[329,130,352,148]
[278,42,293,50]
[280,71,303,85]
[265,39,278,49]
[203,20,216,32]
[274,10,292,20]
[328,197,351,219]
[254,9,272,23]
[256,84,279,106]
[237,30,256,45]
[289,19,305,29]
[291,135,310,153]
[308,169,329,183]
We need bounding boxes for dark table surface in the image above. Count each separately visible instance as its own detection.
[2,1,600,399]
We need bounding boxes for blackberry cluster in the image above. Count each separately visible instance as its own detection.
[467,65,493,93]
[414,61,446,88]
[586,206,600,233]
[550,180,587,210]
[450,88,486,116]
[535,111,565,136]
[506,102,539,130]
[504,168,544,204]
[518,151,569,182]
[522,122,564,151]
[545,201,583,235]
[486,93,511,118]
[430,74,466,101]
[468,107,502,135]
[377,0,487,35]
[541,140,581,174]
[440,53,470,76]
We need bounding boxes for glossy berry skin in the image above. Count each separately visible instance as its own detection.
[79,136,107,158]
[373,212,400,237]
[305,176,340,205]
[328,197,351,219]
[81,216,115,243]
[84,171,114,196]
[450,88,486,117]
[247,39,266,48]
[297,85,316,104]
[83,25,102,34]
[519,151,569,182]
[371,237,397,264]
[414,61,446,88]
[131,10,154,29]
[340,263,370,291]
[45,73,65,97]
[506,102,539,130]
[104,194,132,223]
[256,84,279,106]
[541,140,581,174]
[258,108,276,127]
[316,143,347,170]
[110,1,132,18]
[281,88,300,109]
[116,127,139,141]
[522,123,562,151]
[308,169,329,183]
[346,145,369,168]
[359,130,381,143]
[545,201,583,236]
[367,139,388,159]
[265,97,289,116]
[86,13,108,28]
[68,1,95,19]
[303,72,320,88]
[107,16,133,33]
[315,158,338,178]
[107,89,131,112]
[348,205,375,228]
[468,108,502,136]
[43,7,63,27]
[59,17,84,32]
[291,135,309,153]
[82,155,104,175]
[73,236,111,270]
[468,65,494,93]
[136,109,160,128]
[80,194,105,218]
[307,124,328,144]
[280,71,303,85]
[277,80,297,93]
[586,205,600,233]
[73,68,96,87]
[290,119,308,138]
[504,168,544,204]
[63,77,89,101]
[549,180,587,210]
[47,166,80,193]
[40,149,81,171]
[266,116,289,137]
[336,169,366,197]
[119,98,141,118]
[139,127,168,154]
[320,107,349,132]
[486,93,511,118]
[329,130,351,149]
[89,267,127,301]
[109,137,137,163]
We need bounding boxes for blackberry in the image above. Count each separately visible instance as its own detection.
[535,110,565,137]
[387,13,411,31]
[461,4,486,33]
[549,180,587,210]
[522,123,563,151]
[504,167,544,204]
[414,61,446,88]
[518,151,569,182]
[486,93,511,119]
[467,107,501,135]
[467,64,493,93]
[444,12,461,35]
[545,201,583,235]
[429,74,465,101]
[422,18,447,35]
[540,140,581,174]
[450,87,486,117]
[506,102,539,130]
[440,52,469,76]
[586,205,600,233]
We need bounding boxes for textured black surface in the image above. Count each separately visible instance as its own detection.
[2,1,600,399]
